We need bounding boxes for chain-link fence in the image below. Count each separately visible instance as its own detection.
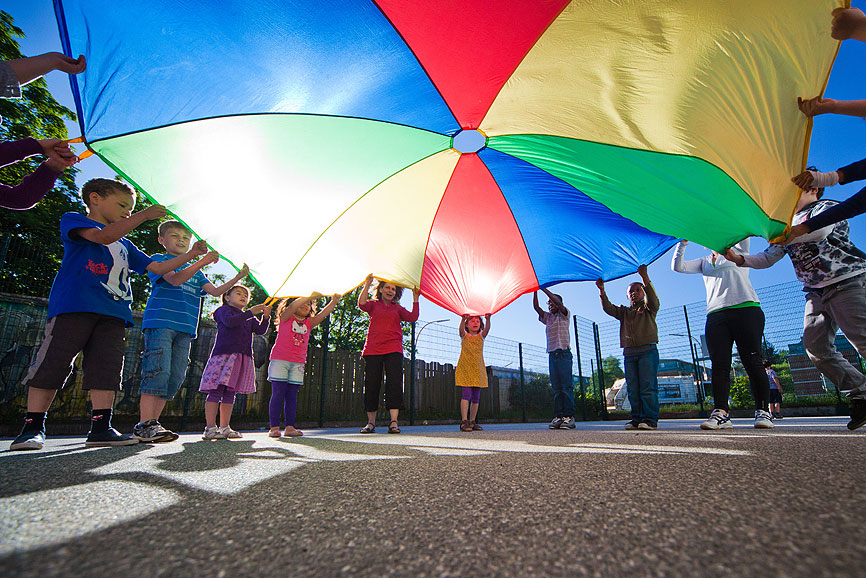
[1,276,861,434]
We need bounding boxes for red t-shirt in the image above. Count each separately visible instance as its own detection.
[359,299,419,356]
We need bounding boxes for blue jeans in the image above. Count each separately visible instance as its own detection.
[139,327,193,400]
[624,346,660,423]
[549,349,575,417]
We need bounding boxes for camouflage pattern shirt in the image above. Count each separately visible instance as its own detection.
[743,200,866,289]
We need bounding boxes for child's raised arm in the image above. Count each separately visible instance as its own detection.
[482,314,491,338]
[542,287,567,316]
[205,263,249,296]
[532,291,545,318]
[149,239,209,276]
[162,243,217,286]
[311,293,342,327]
[596,278,621,319]
[79,204,166,246]
[638,265,660,312]
[251,303,272,335]
[458,314,468,338]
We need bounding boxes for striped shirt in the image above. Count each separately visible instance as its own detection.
[141,253,209,337]
[540,311,570,352]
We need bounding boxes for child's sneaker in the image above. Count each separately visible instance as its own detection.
[624,420,640,430]
[133,419,179,443]
[202,425,225,440]
[219,426,243,439]
[754,410,775,429]
[85,428,139,447]
[637,420,657,430]
[548,417,564,429]
[560,416,576,429]
[701,409,733,430]
[10,429,46,451]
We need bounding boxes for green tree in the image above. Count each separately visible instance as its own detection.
[0,12,175,309]
[0,12,81,298]
[592,355,624,389]
[310,286,369,352]
[507,373,554,412]
[730,375,754,408]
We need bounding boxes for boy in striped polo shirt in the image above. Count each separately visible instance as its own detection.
[133,220,248,442]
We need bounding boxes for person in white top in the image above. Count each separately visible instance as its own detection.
[672,239,773,429]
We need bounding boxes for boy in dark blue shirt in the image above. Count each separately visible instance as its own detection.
[11,179,205,450]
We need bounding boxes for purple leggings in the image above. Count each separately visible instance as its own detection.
[205,385,236,405]
[269,380,300,428]
[461,386,481,404]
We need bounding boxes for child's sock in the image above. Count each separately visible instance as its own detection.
[89,408,112,433]
[22,412,47,433]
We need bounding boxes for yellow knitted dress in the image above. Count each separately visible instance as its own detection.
[455,334,488,388]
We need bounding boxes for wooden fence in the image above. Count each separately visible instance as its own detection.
[0,293,505,430]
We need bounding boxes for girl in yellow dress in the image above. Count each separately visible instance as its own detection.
[455,314,491,431]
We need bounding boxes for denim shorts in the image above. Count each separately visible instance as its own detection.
[268,359,305,384]
[139,327,193,400]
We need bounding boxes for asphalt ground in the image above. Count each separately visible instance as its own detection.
[1,417,864,578]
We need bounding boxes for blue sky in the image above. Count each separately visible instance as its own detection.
[5,1,865,348]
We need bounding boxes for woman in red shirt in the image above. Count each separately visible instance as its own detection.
[357,274,419,434]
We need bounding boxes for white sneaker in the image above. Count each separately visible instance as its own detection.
[754,410,775,429]
[560,416,576,429]
[202,425,226,440]
[219,425,243,439]
[701,409,733,430]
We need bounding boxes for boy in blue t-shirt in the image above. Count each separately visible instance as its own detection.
[133,220,248,442]
[10,179,205,451]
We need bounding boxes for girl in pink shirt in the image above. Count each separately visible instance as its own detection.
[357,274,419,434]
[267,293,341,437]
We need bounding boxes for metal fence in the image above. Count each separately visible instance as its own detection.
[1,276,860,434]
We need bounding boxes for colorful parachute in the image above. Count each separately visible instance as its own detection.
[54,0,841,314]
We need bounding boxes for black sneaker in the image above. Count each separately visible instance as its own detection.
[624,420,640,430]
[848,398,866,431]
[560,416,576,429]
[85,427,139,447]
[637,420,658,430]
[133,419,179,443]
[549,417,564,429]
[10,429,46,451]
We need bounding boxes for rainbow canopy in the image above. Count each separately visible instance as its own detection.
[55,0,841,314]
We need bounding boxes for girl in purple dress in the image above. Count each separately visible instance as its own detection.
[199,285,270,439]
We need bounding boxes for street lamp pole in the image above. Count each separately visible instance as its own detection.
[409,318,448,426]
